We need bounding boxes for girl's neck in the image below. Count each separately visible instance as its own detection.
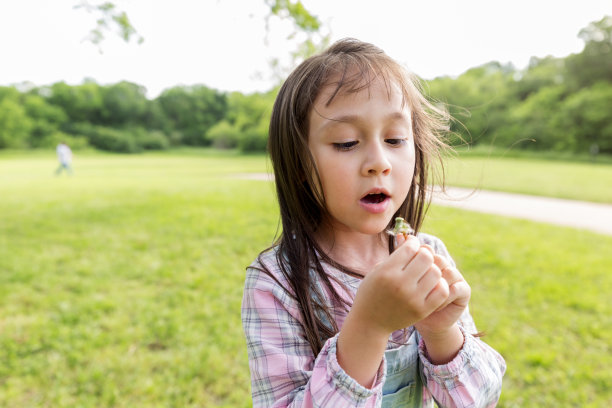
[315,227,389,275]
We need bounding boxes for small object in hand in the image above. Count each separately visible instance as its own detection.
[387,216,414,238]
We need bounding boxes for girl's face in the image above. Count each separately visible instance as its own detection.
[308,76,416,237]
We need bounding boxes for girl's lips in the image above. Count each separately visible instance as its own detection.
[359,195,391,214]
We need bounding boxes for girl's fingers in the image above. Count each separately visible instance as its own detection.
[417,264,442,291]
[385,235,420,269]
[421,244,435,256]
[389,235,432,274]
[424,274,449,308]
[433,254,451,271]
[431,264,466,311]
[403,246,435,281]
[448,280,471,308]
[433,271,457,312]
[433,254,465,290]
[441,266,463,287]
[434,279,471,312]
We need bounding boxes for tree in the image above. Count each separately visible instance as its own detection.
[565,15,612,89]
[513,56,565,100]
[74,1,143,51]
[554,82,612,154]
[157,85,228,146]
[499,85,569,151]
[263,0,330,79]
[100,81,148,126]
[78,0,324,58]
[426,61,517,147]
[0,98,32,148]
[47,81,104,124]
[218,90,276,151]
[22,94,68,147]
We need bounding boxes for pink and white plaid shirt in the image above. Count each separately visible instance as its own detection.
[242,233,506,407]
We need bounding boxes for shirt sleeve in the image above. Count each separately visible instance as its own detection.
[418,312,506,407]
[241,265,385,408]
[417,234,507,407]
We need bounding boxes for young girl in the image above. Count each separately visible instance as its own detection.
[242,39,506,407]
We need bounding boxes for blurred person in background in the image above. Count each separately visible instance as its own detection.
[55,141,73,176]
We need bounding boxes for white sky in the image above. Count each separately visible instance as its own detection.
[0,0,610,98]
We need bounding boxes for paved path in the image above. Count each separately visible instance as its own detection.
[432,187,612,236]
[236,173,612,236]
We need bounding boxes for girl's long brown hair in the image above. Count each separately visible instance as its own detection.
[257,38,451,355]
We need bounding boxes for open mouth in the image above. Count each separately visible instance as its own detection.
[361,193,388,204]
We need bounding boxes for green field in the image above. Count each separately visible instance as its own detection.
[443,154,612,203]
[1,151,611,407]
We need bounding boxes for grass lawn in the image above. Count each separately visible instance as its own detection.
[0,150,610,407]
[442,153,612,203]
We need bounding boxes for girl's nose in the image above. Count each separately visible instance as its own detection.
[362,141,391,176]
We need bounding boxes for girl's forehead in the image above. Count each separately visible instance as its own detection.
[308,76,413,134]
[314,74,407,110]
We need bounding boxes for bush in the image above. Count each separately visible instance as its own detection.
[128,127,169,150]
[88,127,141,153]
[67,123,140,153]
[65,123,171,153]
[32,131,89,149]
[135,130,170,150]
[206,121,241,149]
[238,127,267,153]
[166,131,184,146]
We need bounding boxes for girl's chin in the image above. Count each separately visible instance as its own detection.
[325,210,397,236]
[354,220,394,236]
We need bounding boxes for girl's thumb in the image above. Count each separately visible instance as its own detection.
[395,233,406,248]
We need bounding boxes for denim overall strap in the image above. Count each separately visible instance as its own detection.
[381,331,424,408]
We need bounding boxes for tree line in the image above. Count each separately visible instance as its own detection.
[0,16,610,155]
[427,16,612,155]
[0,80,274,153]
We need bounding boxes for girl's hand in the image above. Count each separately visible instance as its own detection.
[348,234,449,338]
[414,252,471,338]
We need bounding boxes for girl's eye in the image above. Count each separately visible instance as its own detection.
[333,141,358,151]
[385,138,407,146]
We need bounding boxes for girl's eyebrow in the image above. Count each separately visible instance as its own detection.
[321,111,411,129]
